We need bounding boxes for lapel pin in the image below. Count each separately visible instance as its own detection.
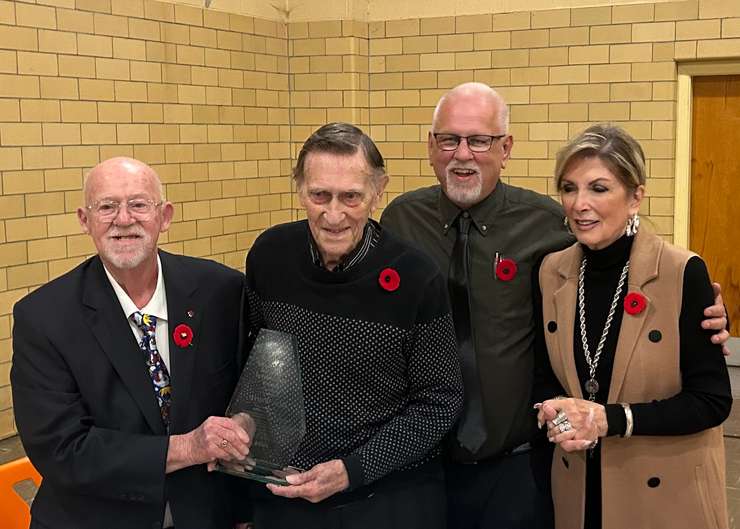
[173,324,194,347]
[493,252,518,281]
[624,292,647,315]
[187,310,194,318]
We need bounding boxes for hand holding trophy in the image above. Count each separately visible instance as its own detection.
[215,329,306,485]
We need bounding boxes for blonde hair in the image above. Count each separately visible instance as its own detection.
[555,124,646,191]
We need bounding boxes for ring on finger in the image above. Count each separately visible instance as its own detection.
[558,421,572,433]
[552,410,568,426]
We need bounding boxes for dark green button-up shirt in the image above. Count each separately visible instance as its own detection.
[381,181,573,461]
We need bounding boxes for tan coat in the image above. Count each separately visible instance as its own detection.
[539,229,728,529]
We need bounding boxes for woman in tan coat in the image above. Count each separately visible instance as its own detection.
[534,124,731,529]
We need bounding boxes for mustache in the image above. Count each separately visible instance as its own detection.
[108,228,146,238]
[447,163,480,172]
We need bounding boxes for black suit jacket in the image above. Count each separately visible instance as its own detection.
[11,251,244,529]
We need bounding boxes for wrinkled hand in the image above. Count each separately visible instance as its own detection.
[536,397,607,453]
[703,283,730,356]
[266,459,349,503]
[167,416,251,473]
[190,416,251,465]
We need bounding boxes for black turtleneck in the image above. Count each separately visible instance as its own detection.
[535,233,731,435]
[572,234,731,436]
[575,234,632,418]
[534,233,732,529]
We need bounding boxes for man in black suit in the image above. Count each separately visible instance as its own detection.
[11,157,251,529]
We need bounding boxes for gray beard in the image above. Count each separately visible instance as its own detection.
[445,172,482,208]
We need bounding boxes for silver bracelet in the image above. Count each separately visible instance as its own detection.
[620,403,633,438]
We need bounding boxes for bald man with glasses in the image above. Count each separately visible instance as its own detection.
[12,157,252,529]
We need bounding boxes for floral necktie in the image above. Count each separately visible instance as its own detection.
[131,312,172,430]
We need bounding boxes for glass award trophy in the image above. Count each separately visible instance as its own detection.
[215,328,305,485]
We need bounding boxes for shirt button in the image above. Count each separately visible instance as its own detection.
[444,223,448,229]
[481,225,487,231]
[462,211,470,218]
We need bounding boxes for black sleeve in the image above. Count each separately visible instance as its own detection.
[242,247,266,356]
[629,256,732,436]
[532,257,567,407]
[343,270,464,488]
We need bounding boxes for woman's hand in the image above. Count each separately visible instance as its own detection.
[535,397,608,452]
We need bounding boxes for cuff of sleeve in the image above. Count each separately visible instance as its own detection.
[341,454,364,492]
[605,404,627,437]
[231,476,253,521]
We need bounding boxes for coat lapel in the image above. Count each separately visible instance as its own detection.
[554,244,584,399]
[160,251,203,432]
[607,230,663,402]
[82,257,166,434]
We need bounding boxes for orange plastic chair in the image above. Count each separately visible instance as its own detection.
[0,457,42,529]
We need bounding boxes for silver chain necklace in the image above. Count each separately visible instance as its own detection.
[578,256,630,401]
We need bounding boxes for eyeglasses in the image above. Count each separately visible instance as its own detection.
[86,198,163,220]
[433,133,507,152]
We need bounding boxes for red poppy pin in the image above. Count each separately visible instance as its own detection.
[624,292,647,315]
[495,258,518,281]
[173,323,194,347]
[379,268,400,292]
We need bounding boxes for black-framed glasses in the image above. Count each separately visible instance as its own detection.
[86,198,163,221]
[433,133,507,152]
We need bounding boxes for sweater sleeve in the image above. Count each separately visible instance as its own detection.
[619,256,732,436]
[343,271,464,489]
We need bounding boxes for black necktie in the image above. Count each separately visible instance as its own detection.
[448,212,487,453]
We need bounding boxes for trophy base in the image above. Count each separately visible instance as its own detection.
[214,459,303,486]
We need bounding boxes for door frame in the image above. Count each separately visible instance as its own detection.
[676,61,740,362]
[674,60,740,248]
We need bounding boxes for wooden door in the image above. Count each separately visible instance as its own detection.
[690,75,739,336]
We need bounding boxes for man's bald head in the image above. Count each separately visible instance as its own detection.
[84,157,163,206]
[432,82,509,134]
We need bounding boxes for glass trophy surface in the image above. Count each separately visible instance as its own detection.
[215,328,305,485]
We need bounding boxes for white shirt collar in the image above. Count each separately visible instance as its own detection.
[103,255,168,323]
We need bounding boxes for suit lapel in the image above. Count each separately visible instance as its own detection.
[82,257,165,434]
[160,251,203,431]
[555,245,584,398]
[607,230,662,402]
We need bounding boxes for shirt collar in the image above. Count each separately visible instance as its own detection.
[308,219,381,272]
[437,180,507,237]
[103,255,168,322]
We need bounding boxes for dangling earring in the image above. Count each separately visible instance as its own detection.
[563,216,573,235]
[625,213,640,236]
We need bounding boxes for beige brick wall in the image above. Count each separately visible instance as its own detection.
[366,0,740,226]
[3,0,740,439]
[287,18,370,213]
[0,0,292,438]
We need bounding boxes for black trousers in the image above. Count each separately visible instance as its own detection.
[445,443,554,529]
[252,460,446,529]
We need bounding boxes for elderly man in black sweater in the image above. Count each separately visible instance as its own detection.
[242,122,463,529]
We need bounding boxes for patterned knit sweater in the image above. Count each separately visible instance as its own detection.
[244,220,463,490]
